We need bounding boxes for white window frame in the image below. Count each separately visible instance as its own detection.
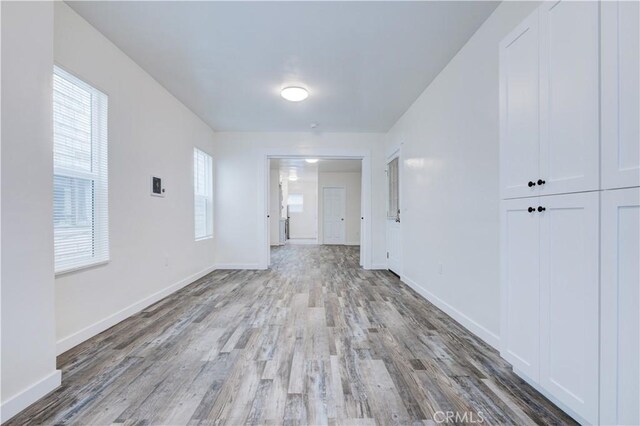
[387,157,400,220]
[53,66,109,274]
[194,147,213,240]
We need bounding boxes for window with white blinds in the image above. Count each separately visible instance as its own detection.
[53,66,109,274]
[194,148,213,240]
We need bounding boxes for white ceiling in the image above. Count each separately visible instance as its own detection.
[67,1,499,132]
[271,159,362,178]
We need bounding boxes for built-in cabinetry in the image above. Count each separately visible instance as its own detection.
[601,1,640,190]
[500,1,600,200]
[600,187,640,425]
[501,193,599,423]
[500,1,639,424]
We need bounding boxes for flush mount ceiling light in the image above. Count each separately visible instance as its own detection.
[281,86,309,102]
[288,175,298,182]
[305,159,319,164]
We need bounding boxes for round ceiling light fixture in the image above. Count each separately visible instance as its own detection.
[305,159,319,164]
[288,175,298,182]
[281,86,309,102]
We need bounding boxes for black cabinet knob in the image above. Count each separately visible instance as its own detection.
[528,207,535,213]
[537,206,546,212]
[537,179,546,185]
[528,181,536,187]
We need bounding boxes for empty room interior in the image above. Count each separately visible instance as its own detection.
[1,1,638,425]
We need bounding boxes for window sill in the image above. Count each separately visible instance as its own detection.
[195,235,214,242]
[55,259,110,277]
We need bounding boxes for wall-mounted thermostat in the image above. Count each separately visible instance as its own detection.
[151,176,165,197]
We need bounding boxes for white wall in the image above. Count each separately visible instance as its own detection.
[385,1,540,348]
[1,2,60,421]
[53,3,216,353]
[213,132,387,269]
[318,172,362,245]
[269,170,281,245]
[287,172,318,240]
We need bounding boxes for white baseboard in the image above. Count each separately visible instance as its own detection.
[513,368,587,425]
[369,263,388,270]
[401,274,500,350]
[56,264,217,355]
[214,263,264,270]
[0,370,61,423]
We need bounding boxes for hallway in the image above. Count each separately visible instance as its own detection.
[9,245,574,425]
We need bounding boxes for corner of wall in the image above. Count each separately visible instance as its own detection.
[0,370,61,423]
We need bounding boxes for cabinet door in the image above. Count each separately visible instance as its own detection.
[602,1,640,190]
[500,10,540,199]
[539,192,599,424]
[501,197,540,380]
[539,1,600,196]
[600,187,640,425]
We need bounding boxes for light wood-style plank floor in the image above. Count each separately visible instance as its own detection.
[8,245,576,425]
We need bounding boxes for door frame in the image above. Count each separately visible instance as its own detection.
[261,149,371,269]
[321,186,347,245]
[386,147,402,275]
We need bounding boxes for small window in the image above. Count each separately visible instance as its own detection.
[53,66,109,274]
[387,157,399,220]
[194,148,213,240]
[288,193,304,213]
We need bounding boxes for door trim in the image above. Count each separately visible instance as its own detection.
[386,148,402,275]
[261,150,372,269]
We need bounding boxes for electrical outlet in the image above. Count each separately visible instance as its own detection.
[438,262,443,275]
[164,255,169,267]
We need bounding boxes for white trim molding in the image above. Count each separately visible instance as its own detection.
[259,148,373,270]
[0,370,62,423]
[56,265,217,355]
[513,368,587,425]
[401,274,500,350]
[370,263,389,270]
[214,263,264,270]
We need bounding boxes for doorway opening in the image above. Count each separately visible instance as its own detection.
[386,150,402,276]
[267,157,364,267]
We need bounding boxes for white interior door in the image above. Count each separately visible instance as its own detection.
[500,9,541,199]
[539,0,600,196]
[600,187,640,425]
[386,156,401,275]
[501,197,540,381]
[539,191,599,424]
[323,187,345,245]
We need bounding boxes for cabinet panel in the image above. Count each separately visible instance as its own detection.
[539,192,599,424]
[540,1,600,195]
[601,188,640,425]
[602,1,640,190]
[500,10,540,199]
[500,198,540,380]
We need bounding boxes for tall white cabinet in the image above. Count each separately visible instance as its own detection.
[601,1,640,190]
[600,187,640,425]
[500,1,639,424]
